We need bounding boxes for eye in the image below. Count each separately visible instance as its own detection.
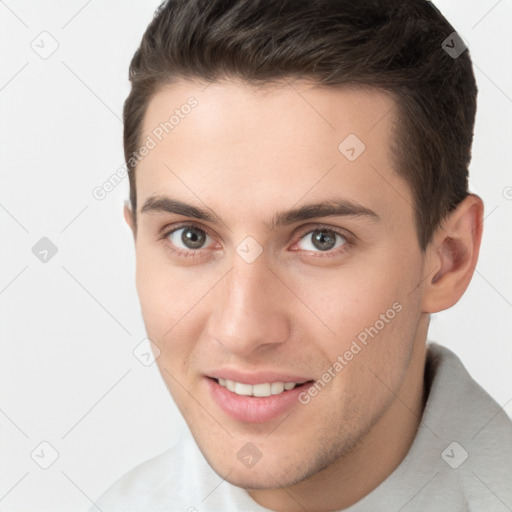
[160,223,351,260]
[165,225,214,251]
[295,227,348,253]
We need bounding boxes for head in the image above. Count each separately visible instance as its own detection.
[122,0,483,499]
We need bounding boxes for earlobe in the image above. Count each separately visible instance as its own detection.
[422,194,484,313]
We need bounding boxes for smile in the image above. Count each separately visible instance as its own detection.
[207,376,314,423]
[217,378,305,397]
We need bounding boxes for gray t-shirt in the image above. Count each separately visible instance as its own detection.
[94,342,512,511]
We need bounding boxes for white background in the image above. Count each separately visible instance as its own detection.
[0,0,511,510]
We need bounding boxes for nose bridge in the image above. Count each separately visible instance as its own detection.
[209,253,288,356]
[229,255,271,316]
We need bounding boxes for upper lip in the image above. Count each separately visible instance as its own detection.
[207,369,313,385]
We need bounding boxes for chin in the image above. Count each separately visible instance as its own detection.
[203,443,334,492]
[222,464,307,491]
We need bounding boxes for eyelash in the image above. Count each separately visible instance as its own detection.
[158,222,354,260]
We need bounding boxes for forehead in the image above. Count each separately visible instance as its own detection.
[135,79,413,230]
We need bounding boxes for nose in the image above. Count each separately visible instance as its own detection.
[207,256,290,357]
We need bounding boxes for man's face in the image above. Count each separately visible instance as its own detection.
[129,79,430,489]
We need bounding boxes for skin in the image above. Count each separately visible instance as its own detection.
[124,78,483,511]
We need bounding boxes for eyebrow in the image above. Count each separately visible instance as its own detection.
[140,195,380,229]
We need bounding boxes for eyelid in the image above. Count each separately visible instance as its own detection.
[159,221,212,240]
[293,223,354,241]
[159,222,217,249]
[290,223,353,256]
[159,221,354,256]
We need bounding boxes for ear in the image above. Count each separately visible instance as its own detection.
[123,201,136,238]
[422,194,484,313]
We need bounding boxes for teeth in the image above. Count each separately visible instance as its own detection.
[253,383,271,397]
[217,379,300,397]
[234,382,252,396]
[270,382,284,395]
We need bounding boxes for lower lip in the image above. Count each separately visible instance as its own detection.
[206,378,311,423]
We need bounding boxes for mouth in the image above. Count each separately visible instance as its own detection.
[206,376,315,423]
[213,377,309,397]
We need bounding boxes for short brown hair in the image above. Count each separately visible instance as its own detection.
[124,0,477,250]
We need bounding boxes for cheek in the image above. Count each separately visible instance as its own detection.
[135,252,170,333]
[135,258,204,400]
[300,249,423,378]
[291,261,410,344]
[135,243,190,319]
[134,249,221,377]
[134,249,194,344]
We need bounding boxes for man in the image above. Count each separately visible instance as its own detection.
[95,0,512,510]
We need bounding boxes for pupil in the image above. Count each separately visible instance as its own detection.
[312,230,336,251]
[182,227,206,249]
